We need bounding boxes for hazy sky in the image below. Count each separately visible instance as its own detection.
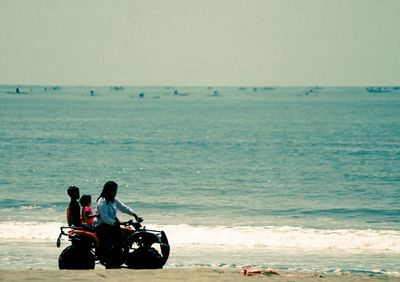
[1,0,399,86]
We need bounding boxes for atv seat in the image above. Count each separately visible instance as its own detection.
[82,224,96,232]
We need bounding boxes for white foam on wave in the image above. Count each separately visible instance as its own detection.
[0,222,399,253]
[0,222,63,241]
[154,224,400,253]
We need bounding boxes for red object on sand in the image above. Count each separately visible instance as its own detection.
[240,266,280,276]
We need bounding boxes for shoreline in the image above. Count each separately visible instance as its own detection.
[0,268,399,282]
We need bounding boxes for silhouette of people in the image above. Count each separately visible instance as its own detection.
[66,186,82,227]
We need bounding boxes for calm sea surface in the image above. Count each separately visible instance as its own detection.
[0,86,399,275]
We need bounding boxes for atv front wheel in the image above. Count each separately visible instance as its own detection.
[58,245,95,269]
[126,247,163,269]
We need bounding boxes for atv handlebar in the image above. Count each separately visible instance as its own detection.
[124,218,144,230]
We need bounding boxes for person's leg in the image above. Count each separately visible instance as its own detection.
[95,224,122,268]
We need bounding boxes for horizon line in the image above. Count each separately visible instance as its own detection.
[1,84,399,88]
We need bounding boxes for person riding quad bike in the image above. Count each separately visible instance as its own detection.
[57,217,170,269]
[57,181,170,269]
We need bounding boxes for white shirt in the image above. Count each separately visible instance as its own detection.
[95,197,135,226]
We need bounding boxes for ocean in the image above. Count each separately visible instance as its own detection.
[0,85,399,276]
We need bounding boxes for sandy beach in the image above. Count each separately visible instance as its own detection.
[0,269,399,282]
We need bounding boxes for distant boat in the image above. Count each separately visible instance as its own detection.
[366,87,391,93]
[6,87,27,95]
[173,90,189,96]
[303,87,321,96]
[111,86,124,91]
[208,90,220,97]
[262,87,275,91]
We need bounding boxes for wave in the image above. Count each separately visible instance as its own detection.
[0,222,399,253]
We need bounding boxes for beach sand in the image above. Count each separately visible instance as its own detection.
[0,269,399,282]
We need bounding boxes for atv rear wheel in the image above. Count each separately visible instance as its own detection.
[59,245,95,269]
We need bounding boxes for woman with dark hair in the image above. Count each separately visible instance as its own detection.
[95,181,141,268]
[95,181,140,226]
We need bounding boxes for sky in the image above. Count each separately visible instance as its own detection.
[0,0,399,86]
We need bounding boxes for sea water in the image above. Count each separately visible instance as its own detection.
[0,86,399,275]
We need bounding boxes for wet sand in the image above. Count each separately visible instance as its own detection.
[0,268,399,282]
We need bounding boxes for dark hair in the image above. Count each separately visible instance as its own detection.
[79,194,91,206]
[97,181,118,203]
[67,186,80,198]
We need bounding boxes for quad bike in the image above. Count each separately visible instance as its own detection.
[56,218,170,269]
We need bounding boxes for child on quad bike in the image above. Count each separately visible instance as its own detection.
[66,186,82,227]
[79,194,97,226]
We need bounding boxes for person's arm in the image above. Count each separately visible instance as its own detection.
[84,210,97,219]
[84,207,98,218]
[115,198,139,219]
[66,206,72,227]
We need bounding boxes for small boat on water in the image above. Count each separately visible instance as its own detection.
[366,87,391,93]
